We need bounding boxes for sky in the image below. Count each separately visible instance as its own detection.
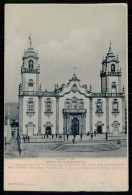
[5,4,127,102]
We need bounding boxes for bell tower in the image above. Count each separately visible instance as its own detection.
[20,35,40,92]
[100,42,122,93]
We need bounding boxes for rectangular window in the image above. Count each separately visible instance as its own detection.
[45,98,52,112]
[27,99,35,112]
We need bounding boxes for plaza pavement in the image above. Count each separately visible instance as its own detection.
[4,134,127,158]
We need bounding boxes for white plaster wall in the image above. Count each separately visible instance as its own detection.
[109,98,122,133]
[92,98,106,133]
[59,91,89,134]
[23,96,38,135]
[41,97,56,134]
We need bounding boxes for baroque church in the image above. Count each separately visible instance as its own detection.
[18,37,126,136]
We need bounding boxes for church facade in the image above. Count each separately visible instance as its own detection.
[18,38,126,136]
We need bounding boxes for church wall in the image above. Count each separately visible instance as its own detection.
[59,91,89,134]
[41,97,56,134]
[92,98,106,133]
[109,98,122,133]
[23,96,38,135]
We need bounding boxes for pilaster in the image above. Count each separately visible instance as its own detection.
[122,97,125,133]
[106,97,110,133]
[38,96,42,135]
[19,95,23,135]
[89,97,93,133]
[56,96,59,134]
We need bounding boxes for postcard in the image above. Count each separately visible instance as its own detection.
[4,3,128,191]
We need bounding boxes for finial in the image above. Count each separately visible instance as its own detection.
[122,86,125,93]
[7,104,10,117]
[28,33,32,48]
[90,85,92,92]
[108,40,111,52]
[73,67,77,75]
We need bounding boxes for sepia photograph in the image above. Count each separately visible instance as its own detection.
[4,4,128,191]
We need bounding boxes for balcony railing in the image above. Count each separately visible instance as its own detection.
[62,109,87,113]
[100,71,122,76]
[21,68,40,74]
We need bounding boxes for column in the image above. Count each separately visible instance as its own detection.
[122,97,125,133]
[56,96,59,134]
[19,96,23,135]
[106,97,109,133]
[89,97,93,133]
[38,96,42,135]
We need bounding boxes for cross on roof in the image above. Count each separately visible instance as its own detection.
[73,66,77,74]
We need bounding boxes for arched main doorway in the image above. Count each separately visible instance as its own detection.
[71,117,79,135]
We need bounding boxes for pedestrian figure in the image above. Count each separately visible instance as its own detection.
[73,134,76,140]
[56,133,58,138]
[72,138,75,144]
[106,132,108,140]
[52,134,54,139]
[23,136,25,143]
[91,133,93,140]
[80,133,82,140]
[63,135,65,141]
[44,135,45,138]
[87,132,89,136]
[28,136,30,143]
[26,135,28,142]
[94,130,96,137]
[18,147,21,156]
[67,134,69,141]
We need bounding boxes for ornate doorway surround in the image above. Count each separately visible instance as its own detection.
[62,97,87,135]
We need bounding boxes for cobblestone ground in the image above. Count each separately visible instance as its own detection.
[4,134,127,158]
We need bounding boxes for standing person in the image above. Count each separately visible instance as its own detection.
[87,132,89,136]
[63,135,65,141]
[56,133,58,138]
[106,132,108,140]
[28,136,30,143]
[44,134,45,138]
[94,130,96,137]
[91,133,93,140]
[67,134,69,141]
[52,134,54,139]
[23,136,25,143]
[80,133,82,140]
[26,135,28,142]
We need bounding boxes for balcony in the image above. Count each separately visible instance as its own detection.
[100,71,122,77]
[62,109,87,114]
[21,68,40,74]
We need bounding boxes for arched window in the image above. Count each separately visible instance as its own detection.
[72,101,77,109]
[112,99,119,113]
[111,82,117,93]
[111,64,115,72]
[79,102,84,109]
[96,99,103,113]
[66,102,70,109]
[28,60,34,69]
